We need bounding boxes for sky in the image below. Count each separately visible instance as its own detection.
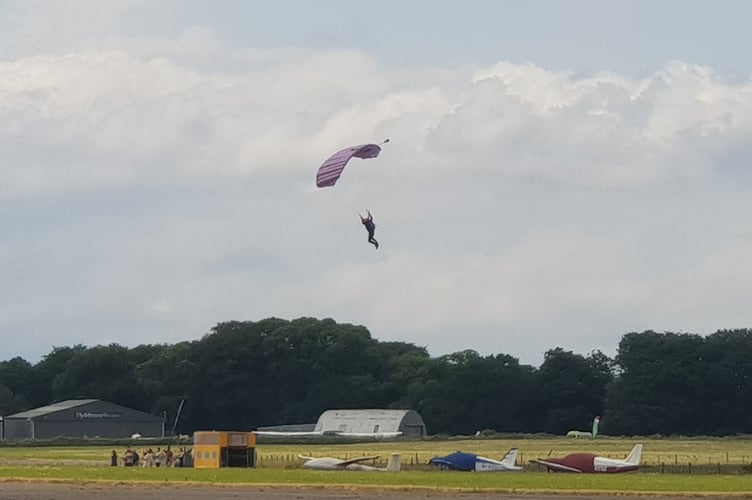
[2,0,752,366]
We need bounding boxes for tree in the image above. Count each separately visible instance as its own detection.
[416,350,540,435]
[695,329,752,434]
[29,345,87,406]
[51,344,159,411]
[538,348,613,434]
[606,331,705,435]
[0,357,34,413]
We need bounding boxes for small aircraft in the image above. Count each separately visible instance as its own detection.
[566,416,601,437]
[531,444,643,473]
[429,448,522,472]
[299,453,401,471]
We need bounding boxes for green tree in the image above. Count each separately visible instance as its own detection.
[51,344,160,412]
[695,329,752,434]
[0,357,34,413]
[134,341,196,433]
[538,348,613,434]
[416,350,540,435]
[606,331,705,435]
[29,345,87,406]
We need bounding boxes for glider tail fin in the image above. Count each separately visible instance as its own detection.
[384,453,401,472]
[592,416,601,437]
[625,444,643,465]
[500,448,520,469]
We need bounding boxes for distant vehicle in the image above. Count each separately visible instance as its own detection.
[299,453,401,471]
[429,448,522,472]
[566,416,601,437]
[531,444,643,473]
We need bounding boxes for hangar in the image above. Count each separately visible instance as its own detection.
[2,399,164,440]
[315,409,427,437]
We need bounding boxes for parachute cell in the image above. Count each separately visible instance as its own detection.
[316,143,384,188]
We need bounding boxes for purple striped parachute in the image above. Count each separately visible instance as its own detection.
[316,140,388,188]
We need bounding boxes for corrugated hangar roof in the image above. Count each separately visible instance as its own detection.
[5,399,99,419]
[315,409,425,435]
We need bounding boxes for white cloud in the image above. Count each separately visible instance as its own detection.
[4,45,752,196]
[3,31,752,365]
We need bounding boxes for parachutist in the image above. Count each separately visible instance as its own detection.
[360,210,379,249]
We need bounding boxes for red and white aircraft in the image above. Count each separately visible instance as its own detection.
[532,444,642,473]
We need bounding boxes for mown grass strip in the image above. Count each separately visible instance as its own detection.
[1,466,751,494]
[5,437,752,466]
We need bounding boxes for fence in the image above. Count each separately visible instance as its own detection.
[257,451,752,474]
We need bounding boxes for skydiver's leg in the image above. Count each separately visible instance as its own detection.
[368,231,379,249]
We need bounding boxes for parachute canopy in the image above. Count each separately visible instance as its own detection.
[316,141,387,188]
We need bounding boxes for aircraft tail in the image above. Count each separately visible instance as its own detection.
[500,448,521,469]
[625,444,643,465]
[592,416,601,437]
[384,453,401,472]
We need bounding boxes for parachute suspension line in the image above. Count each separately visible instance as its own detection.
[314,139,388,248]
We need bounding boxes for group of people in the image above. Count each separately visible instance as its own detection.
[111,446,192,467]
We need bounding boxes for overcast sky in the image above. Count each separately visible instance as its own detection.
[2,0,752,366]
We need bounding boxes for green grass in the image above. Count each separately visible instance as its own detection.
[259,436,752,467]
[2,437,752,495]
[4,437,752,467]
[4,437,752,465]
[1,466,751,494]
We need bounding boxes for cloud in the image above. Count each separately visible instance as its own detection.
[3,32,752,364]
[3,43,752,197]
[426,61,752,187]
[0,0,160,58]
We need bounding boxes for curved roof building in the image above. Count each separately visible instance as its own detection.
[314,409,427,437]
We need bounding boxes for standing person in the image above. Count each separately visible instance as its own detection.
[359,210,379,249]
[142,448,154,467]
[110,450,118,466]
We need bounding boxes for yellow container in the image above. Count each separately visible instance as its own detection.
[193,431,256,469]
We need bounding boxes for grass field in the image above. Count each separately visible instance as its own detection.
[257,436,752,469]
[1,437,751,494]
[1,465,752,494]
[3,436,752,468]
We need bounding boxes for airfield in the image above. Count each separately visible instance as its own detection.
[1,437,752,498]
[1,482,741,500]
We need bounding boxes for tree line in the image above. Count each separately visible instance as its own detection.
[1,317,751,436]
